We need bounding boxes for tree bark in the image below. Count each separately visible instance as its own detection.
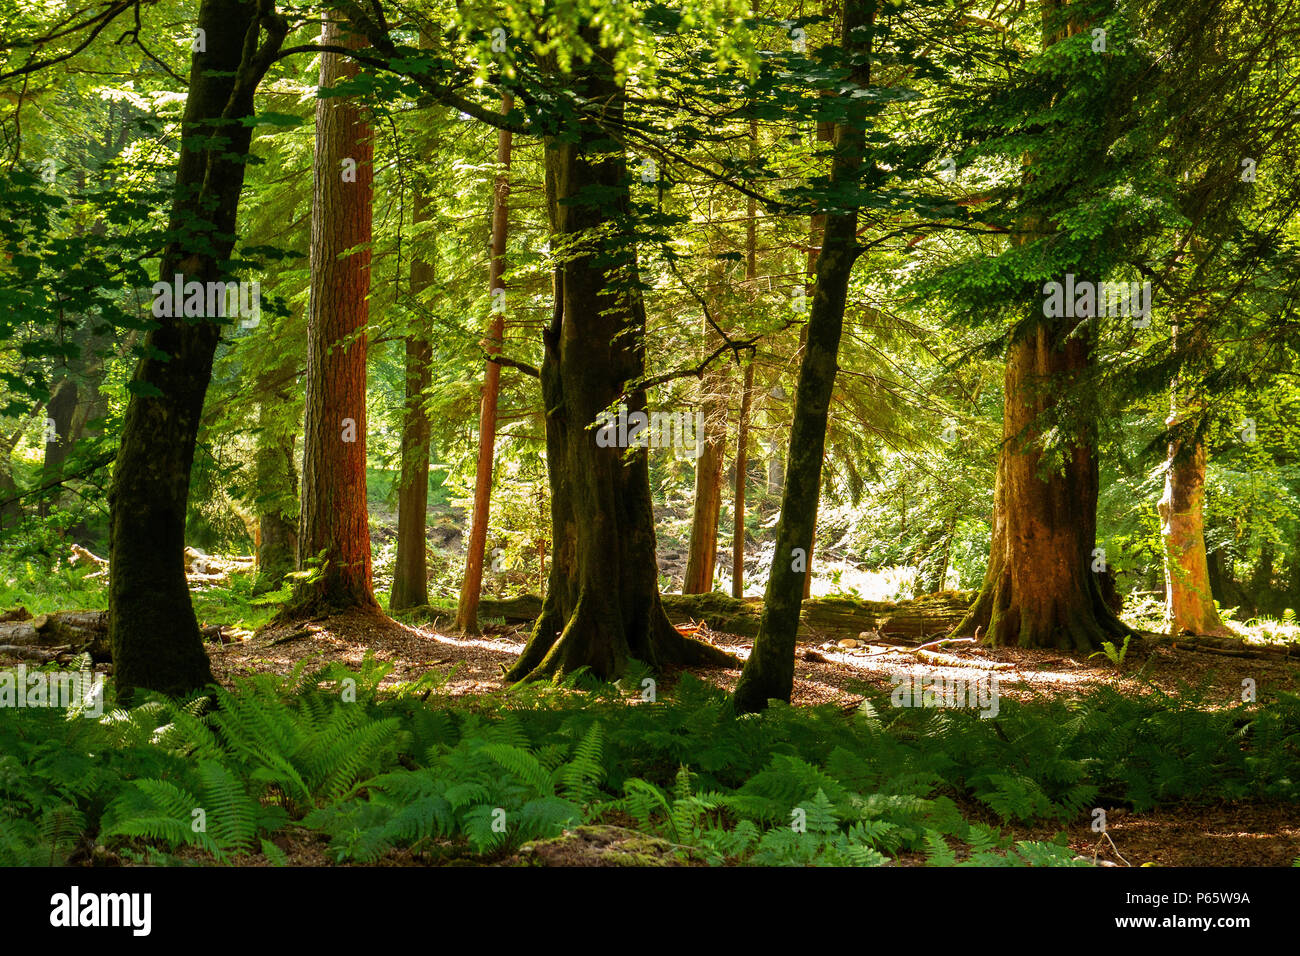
[390,333,432,610]
[1158,407,1228,635]
[504,32,735,683]
[732,360,754,597]
[294,12,377,614]
[947,0,1130,653]
[456,96,514,630]
[951,324,1129,650]
[731,149,758,599]
[733,0,875,713]
[39,377,78,517]
[683,311,727,594]
[253,371,299,595]
[108,0,285,699]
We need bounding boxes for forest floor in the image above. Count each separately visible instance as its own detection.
[204,603,1300,867]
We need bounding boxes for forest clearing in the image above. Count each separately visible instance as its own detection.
[1,0,1299,924]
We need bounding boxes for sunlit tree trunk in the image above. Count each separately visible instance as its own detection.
[295,12,377,613]
[683,307,727,594]
[457,96,514,630]
[949,0,1129,652]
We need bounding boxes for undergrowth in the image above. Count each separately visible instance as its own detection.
[0,656,1296,866]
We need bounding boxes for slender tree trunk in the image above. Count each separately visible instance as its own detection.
[683,311,727,594]
[504,33,734,683]
[108,0,285,698]
[39,377,77,517]
[389,180,437,610]
[253,371,299,595]
[732,362,754,597]
[457,96,514,630]
[732,149,758,598]
[800,115,835,601]
[390,333,432,610]
[294,12,377,614]
[733,0,875,713]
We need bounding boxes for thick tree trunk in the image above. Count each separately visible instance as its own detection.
[951,324,1129,650]
[294,13,377,614]
[108,0,284,699]
[683,314,727,594]
[1158,414,1228,635]
[456,96,513,630]
[733,0,874,713]
[948,0,1129,653]
[504,35,734,683]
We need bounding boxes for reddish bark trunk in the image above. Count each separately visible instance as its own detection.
[457,96,514,632]
[295,13,377,613]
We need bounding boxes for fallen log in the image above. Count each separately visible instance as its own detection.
[473,590,978,645]
[0,609,110,661]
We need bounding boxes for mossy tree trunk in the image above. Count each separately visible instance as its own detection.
[107,0,285,699]
[505,33,734,683]
[733,0,875,713]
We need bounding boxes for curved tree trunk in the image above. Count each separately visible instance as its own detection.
[108,0,285,699]
[504,33,734,683]
[293,12,377,614]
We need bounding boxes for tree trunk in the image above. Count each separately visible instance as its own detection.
[732,360,754,597]
[683,312,727,594]
[732,142,758,599]
[108,0,284,699]
[1158,410,1228,635]
[504,33,734,683]
[947,0,1129,653]
[456,96,514,630]
[253,371,299,595]
[950,323,1129,650]
[39,377,78,517]
[294,12,377,614]
[733,0,874,713]
[390,333,432,610]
